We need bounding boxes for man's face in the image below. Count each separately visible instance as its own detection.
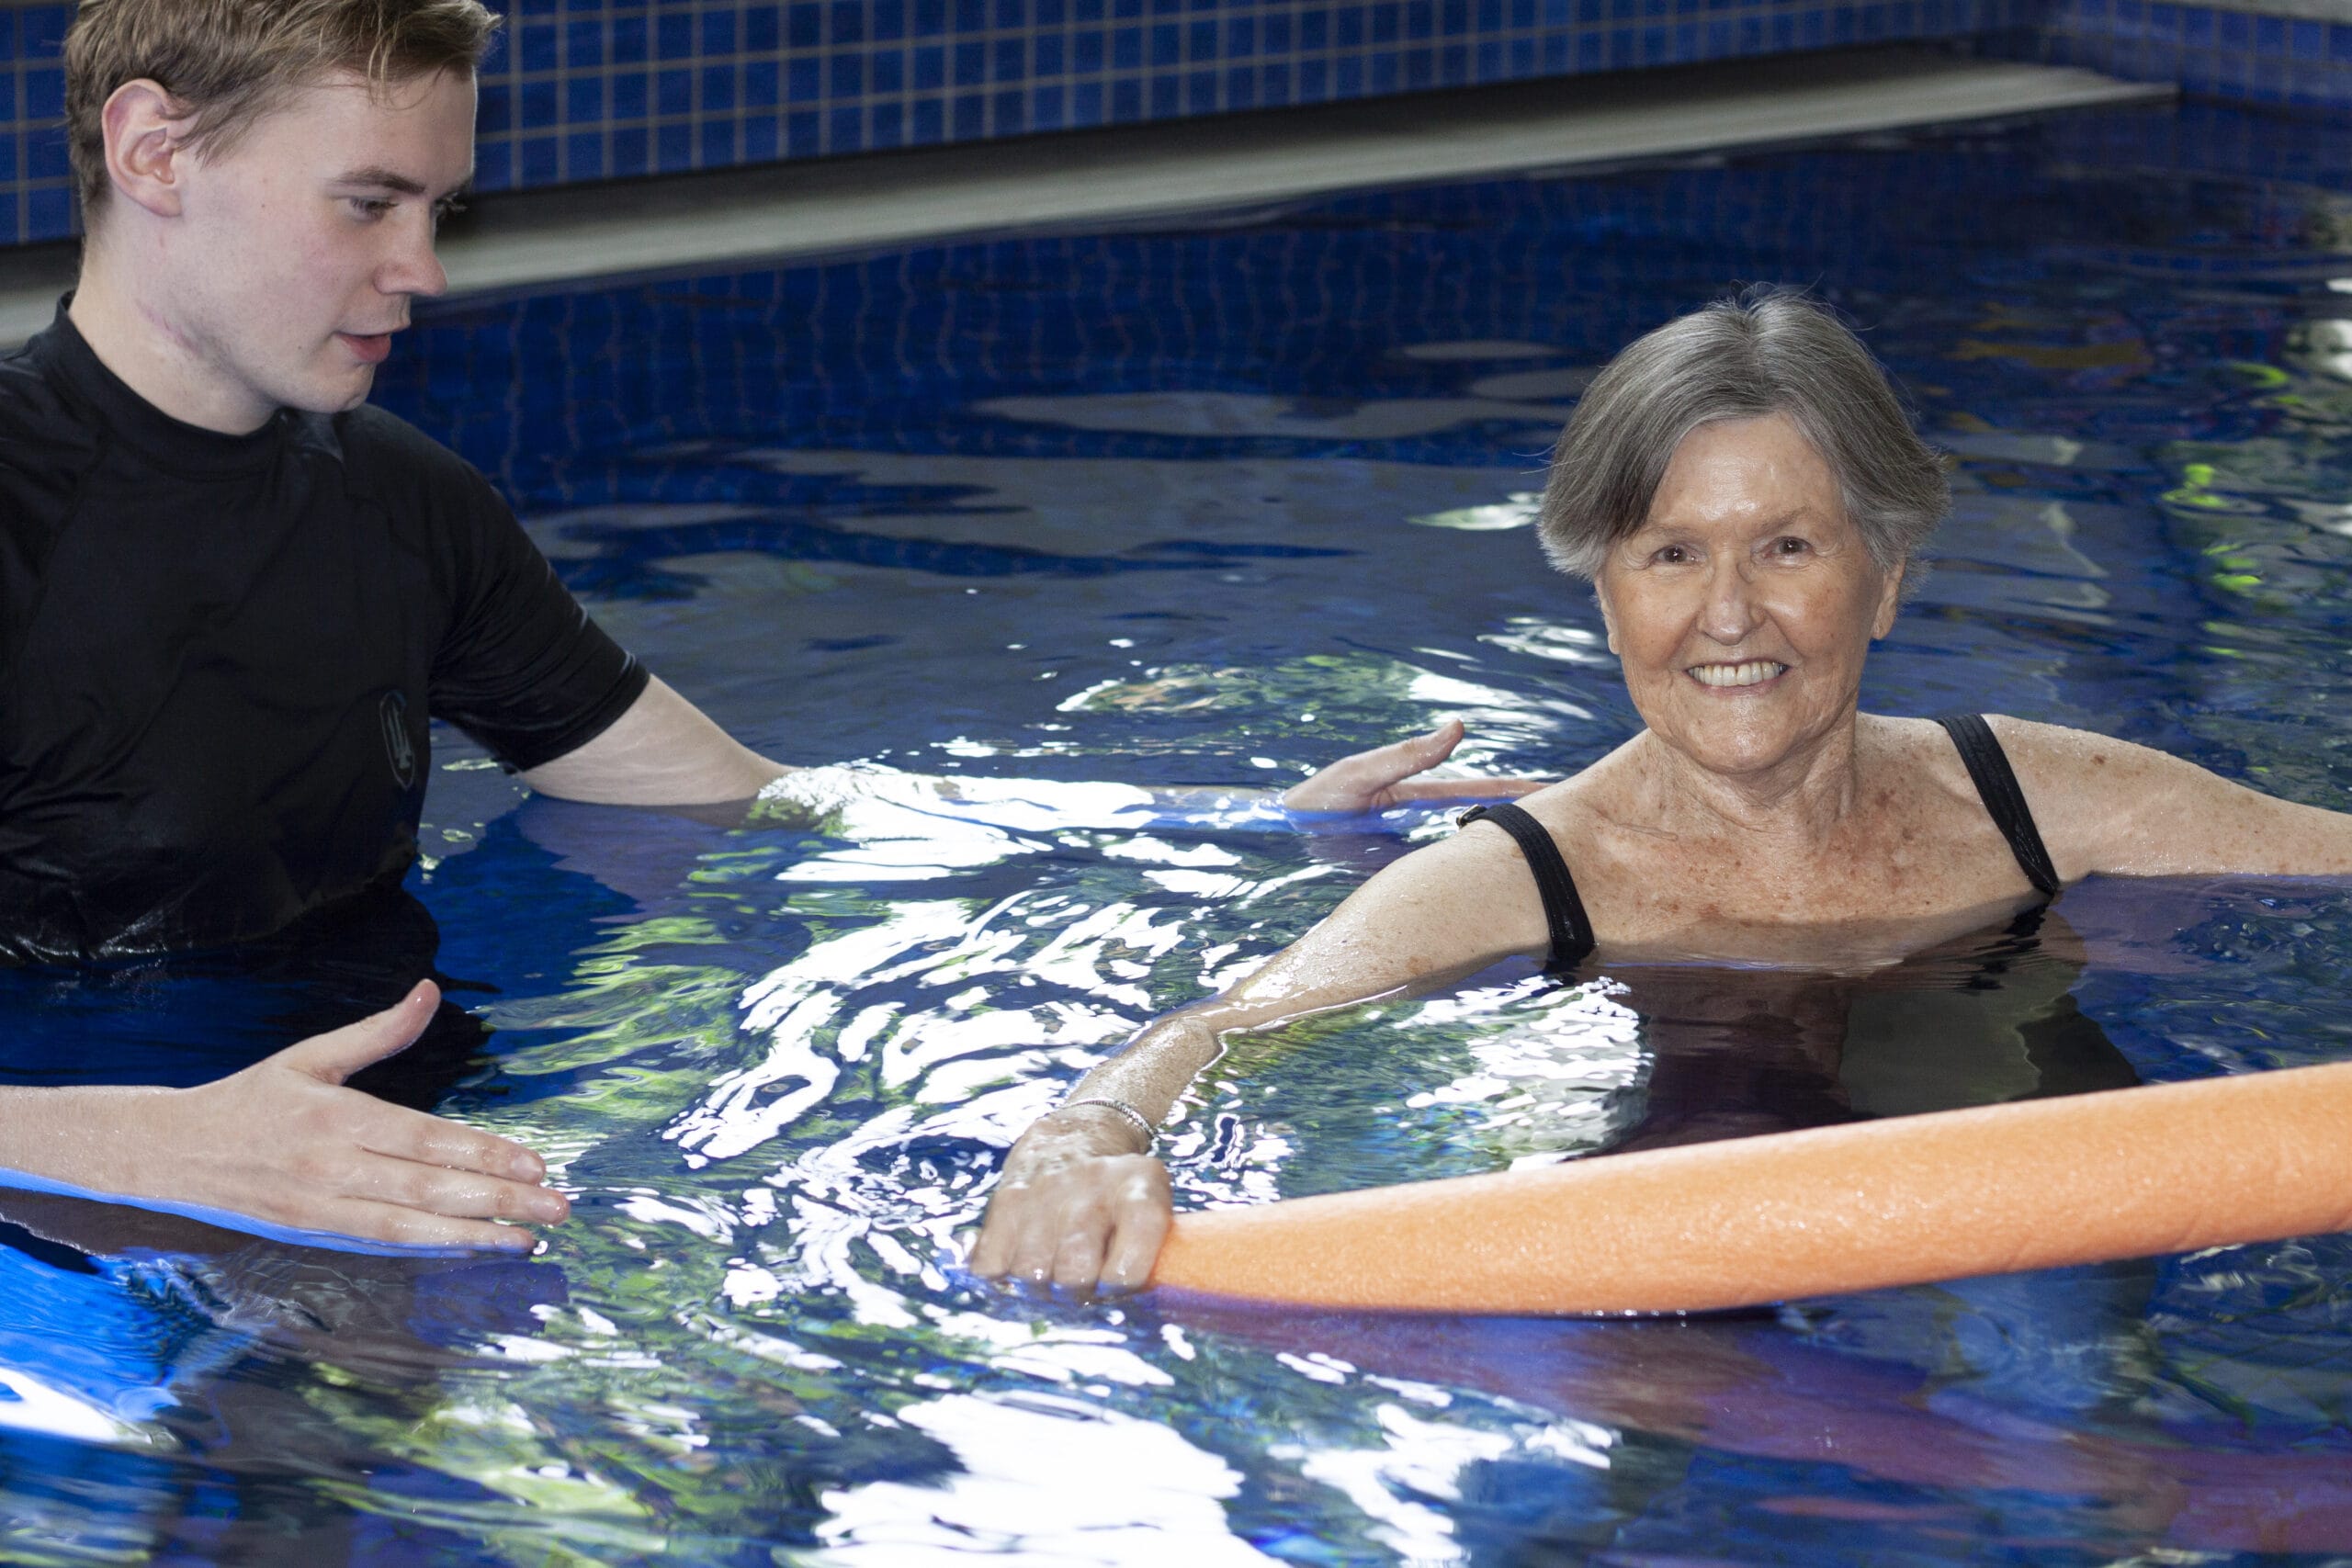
[161,68,475,429]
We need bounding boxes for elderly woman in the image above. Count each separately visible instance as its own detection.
[969,291,2352,1294]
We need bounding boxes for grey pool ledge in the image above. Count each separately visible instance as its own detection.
[0,46,2169,344]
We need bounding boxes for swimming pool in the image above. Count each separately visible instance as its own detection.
[4,92,2352,1563]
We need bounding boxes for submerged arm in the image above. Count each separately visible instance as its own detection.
[1996,716,2352,881]
[967,820,1547,1294]
[521,675,790,806]
[526,687,1540,819]
[0,984,567,1251]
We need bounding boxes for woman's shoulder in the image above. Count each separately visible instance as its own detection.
[1507,736,1642,828]
[1865,712,2163,785]
[1948,714,2230,880]
[1973,713,2182,788]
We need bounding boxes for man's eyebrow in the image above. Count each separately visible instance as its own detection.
[331,165,431,196]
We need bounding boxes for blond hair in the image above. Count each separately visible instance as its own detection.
[65,0,501,221]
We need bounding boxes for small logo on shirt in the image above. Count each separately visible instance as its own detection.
[380,691,417,791]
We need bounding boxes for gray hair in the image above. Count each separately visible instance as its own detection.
[1536,291,1947,583]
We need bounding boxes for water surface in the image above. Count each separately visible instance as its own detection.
[6,96,2352,1564]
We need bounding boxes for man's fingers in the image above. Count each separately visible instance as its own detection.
[1342,720,1465,788]
[1284,719,1470,811]
[358,1154,570,1224]
[273,981,443,1085]
[320,1198,537,1252]
[1397,716,1466,773]
[362,1100,548,1185]
[1385,775,1547,803]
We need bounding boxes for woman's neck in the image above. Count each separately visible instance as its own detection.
[1629,714,1871,850]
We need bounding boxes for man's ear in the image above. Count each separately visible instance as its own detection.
[100,80,191,220]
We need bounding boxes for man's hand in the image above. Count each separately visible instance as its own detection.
[1281,717,1547,813]
[967,1107,1171,1296]
[0,982,568,1251]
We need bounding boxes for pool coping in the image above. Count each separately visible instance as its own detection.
[0,45,2171,344]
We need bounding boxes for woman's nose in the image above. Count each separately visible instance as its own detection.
[1697,558,1764,644]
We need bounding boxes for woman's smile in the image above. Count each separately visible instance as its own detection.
[1688,659,1789,690]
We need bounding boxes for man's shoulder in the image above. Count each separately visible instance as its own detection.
[0,342,87,446]
[328,402,496,500]
[325,406,529,589]
[0,344,97,501]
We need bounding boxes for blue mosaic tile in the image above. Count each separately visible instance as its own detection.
[20,6,67,60]
[6,0,2347,247]
[2018,0,2352,107]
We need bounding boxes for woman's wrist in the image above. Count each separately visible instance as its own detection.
[1036,1099,1159,1156]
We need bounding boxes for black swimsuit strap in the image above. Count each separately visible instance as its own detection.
[1458,802,1595,971]
[1935,713,2062,898]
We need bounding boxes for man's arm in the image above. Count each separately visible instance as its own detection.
[524,687,1543,817]
[1278,717,1546,812]
[520,675,790,806]
[0,983,566,1250]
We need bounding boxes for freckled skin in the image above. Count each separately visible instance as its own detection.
[970,413,2352,1294]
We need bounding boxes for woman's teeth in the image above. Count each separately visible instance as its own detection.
[1689,660,1787,688]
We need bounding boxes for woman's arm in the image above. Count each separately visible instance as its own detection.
[967,818,1549,1294]
[1994,716,2352,880]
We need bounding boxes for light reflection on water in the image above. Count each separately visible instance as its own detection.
[6,99,2352,1563]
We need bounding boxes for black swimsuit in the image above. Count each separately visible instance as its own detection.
[1461,713,2059,971]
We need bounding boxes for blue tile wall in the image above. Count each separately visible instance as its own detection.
[2017,0,2352,110]
[376,100,2352,508]
[0,0,2344,250]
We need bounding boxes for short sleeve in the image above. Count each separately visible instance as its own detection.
[425,467,650,773]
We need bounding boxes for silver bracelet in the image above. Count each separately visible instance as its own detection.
[1056,1095,1159,1151]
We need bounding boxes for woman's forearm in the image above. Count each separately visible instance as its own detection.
[1028,1011,1227,1152]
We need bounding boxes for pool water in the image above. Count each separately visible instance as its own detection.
[5,94,2352,1564]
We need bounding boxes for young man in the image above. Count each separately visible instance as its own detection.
[0,0,1471,1254]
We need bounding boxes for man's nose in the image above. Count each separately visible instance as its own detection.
[381,217,449,299]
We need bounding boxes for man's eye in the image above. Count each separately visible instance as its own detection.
[347,197,395,220]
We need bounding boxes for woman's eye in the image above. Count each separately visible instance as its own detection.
[1654,544,1690,564]
[1771,536,1811,557]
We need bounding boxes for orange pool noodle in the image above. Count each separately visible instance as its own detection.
[1149,1061,2352,1314]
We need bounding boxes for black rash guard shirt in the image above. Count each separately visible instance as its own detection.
[0,304,649,964]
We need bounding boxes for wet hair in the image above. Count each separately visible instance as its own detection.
[1535,289,1948,583]
[65,0,501,225]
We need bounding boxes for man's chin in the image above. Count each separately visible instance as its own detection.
[278,366,379,416]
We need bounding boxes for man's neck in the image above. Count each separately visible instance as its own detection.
[68,243,277,435]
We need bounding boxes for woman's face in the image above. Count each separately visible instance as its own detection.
[1593,413,1902,781]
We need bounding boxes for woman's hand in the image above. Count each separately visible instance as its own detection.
[968,1105,1171,1295]
[1282,717,1546,813]
[0,981,569,1251]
